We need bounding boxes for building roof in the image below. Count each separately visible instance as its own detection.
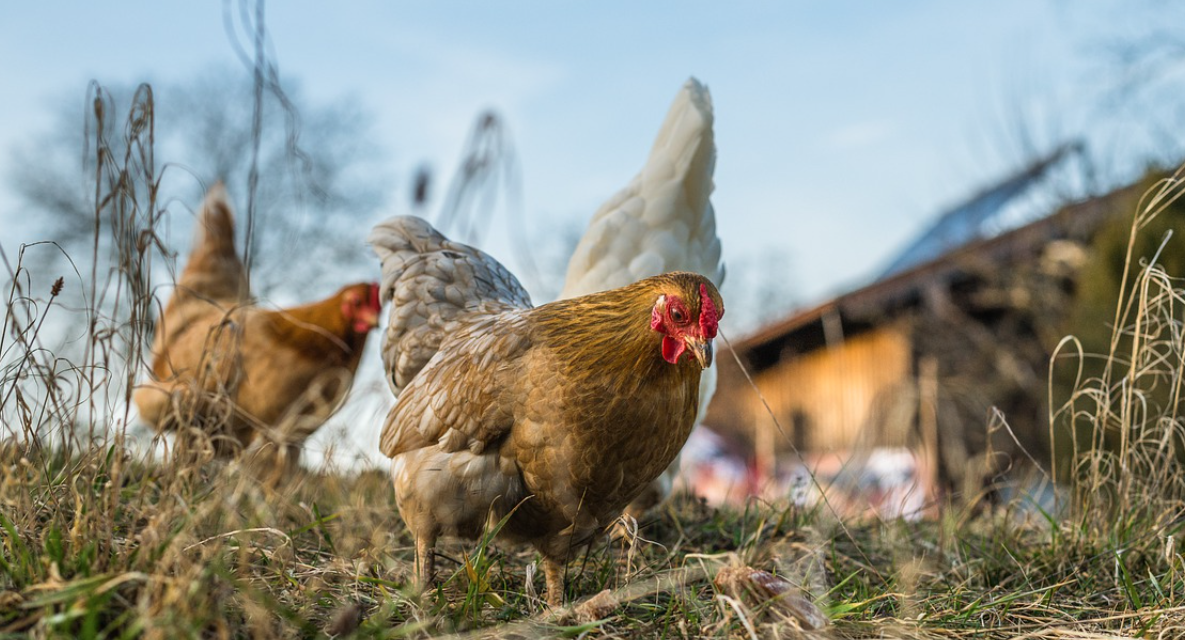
[877,142,1084,279]
[731,179,1138,365]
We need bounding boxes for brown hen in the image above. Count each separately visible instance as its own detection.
[134,183,381,475]
[370,216,723,605]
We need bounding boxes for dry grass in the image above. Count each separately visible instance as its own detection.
[4,87,1185,639]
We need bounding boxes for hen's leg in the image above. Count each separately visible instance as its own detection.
[543,558,565,607]
[415,533,437,591]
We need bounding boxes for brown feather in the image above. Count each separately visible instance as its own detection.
[372,220,725,605]
[504,272,722,551]
[134,186,379,469]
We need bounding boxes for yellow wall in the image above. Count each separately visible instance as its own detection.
[739,324,913,454]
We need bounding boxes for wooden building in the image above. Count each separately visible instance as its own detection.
[706,164,1142,497]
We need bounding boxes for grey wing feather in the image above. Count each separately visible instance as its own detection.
[368,215,532,393]
[378,313,531,457]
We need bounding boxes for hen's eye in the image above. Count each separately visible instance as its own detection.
[670,307,686,323]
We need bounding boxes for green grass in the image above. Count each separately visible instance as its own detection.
[2,450,1183,638]
[5,83,1185,639]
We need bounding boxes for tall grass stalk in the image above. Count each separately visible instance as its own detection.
[1052,167,1185,525]
[5,83,1185,636]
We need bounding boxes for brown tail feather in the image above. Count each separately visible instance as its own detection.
[178,181,250,302]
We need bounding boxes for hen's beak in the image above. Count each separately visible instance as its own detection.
[685,337,714,369]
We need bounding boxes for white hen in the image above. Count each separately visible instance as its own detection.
[560,77,724,517]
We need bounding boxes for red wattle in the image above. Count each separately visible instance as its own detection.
[662,336,685,364]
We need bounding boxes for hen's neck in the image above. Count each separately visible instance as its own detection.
[532,289,700,391]
[261,297,368,362]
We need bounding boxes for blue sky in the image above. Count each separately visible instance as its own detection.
[3,1,1179,467]
[0,2,1171,307]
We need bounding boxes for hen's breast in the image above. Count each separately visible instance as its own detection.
[509,356,700,535]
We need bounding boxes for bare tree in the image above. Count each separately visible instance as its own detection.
[1093,3,1185,170]
[5,66,391,302]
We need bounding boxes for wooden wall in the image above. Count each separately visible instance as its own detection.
[710,322,914,456]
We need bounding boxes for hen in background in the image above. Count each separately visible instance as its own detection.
[134,184,381,479]
[561,77,724,517]
[370,216,723,605]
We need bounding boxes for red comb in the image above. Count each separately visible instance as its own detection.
[699,283,718,339]
[369,282,382,309]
